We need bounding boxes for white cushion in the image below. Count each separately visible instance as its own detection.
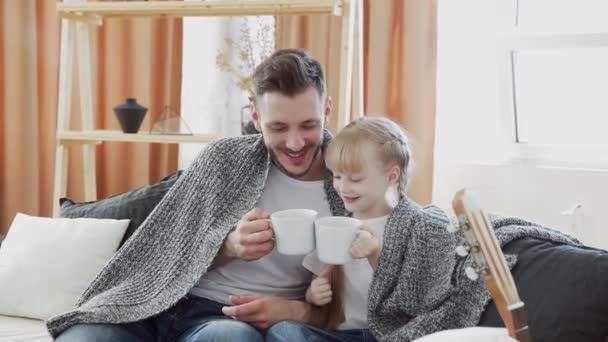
[413,327,516,342]
[0,315,51,341]
[0,213,129,320]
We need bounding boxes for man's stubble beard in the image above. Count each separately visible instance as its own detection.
[269,143,323,179]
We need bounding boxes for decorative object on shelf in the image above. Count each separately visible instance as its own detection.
[150,105,193,136]
[215,17,275,97]
[215,17,274,135]
[113,98,148,133]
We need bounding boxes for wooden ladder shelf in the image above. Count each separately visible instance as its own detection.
[53,0,363,215]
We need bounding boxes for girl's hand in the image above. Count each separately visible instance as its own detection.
[350,225,381,259]
[305,265,334,306]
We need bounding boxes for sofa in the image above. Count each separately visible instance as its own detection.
[1,171,607,342]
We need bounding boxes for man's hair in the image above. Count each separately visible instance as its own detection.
[251,49,326,102]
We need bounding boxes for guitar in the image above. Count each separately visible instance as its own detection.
[449,189,532,342]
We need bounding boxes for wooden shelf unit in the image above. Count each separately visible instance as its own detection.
[53,0,363,216]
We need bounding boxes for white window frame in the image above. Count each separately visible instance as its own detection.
[496,0,608,169]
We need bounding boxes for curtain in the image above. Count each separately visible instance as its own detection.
[0,0,181,234]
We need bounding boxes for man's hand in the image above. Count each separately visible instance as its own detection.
[222,295,311,330]
[215,208,274,266]
[305,265,335,306]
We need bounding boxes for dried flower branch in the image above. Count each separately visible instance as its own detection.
[215,16,275,96]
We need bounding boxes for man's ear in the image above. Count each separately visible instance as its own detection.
[251,102,262,132]
[324,96,332,121]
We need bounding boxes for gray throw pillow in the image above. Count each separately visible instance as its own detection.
[479,237,608,342]
[60,171,182,247]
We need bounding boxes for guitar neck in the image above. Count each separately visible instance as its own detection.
[486,271,532,342]
[510,303,532,342]
[485,256,532,342]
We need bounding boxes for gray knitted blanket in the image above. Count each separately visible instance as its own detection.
[46,133,579,340]
[45,133,344,337]
[368,200,579,341]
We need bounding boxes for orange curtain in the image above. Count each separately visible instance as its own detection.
[88,17,181,199]
[0,1,181,235]
[276,0,437,204]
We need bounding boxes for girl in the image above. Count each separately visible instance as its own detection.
[290,116,412,341]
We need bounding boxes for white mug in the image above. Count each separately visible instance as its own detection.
[315,216,364,264]
[270,209,318,255]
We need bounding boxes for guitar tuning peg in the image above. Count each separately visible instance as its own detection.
[465,266,479,281]
[446,224,459,233]
[455,245,470,257]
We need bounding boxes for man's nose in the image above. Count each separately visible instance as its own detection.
[285,133,305,151]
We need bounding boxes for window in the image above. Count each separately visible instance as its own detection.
[498,0,608,166]
[179,15,274,168]
[513,47,608,148]
[516,0,608,34]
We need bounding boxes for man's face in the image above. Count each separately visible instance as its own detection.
[252,87,330,180]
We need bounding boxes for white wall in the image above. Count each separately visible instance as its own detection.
[179,17,246,169]
[433,163,608,249]
[178,15,274,169]
[433,0,608,249]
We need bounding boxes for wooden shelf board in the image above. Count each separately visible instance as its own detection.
[57,130,216,144]
[57,0,343,19]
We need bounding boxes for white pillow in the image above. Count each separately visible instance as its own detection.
[413,327,516,342]
[0,213,129,320]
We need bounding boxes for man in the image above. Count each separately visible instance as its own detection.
[50,49,344,341]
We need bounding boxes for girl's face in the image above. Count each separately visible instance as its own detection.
[331,145,400,219]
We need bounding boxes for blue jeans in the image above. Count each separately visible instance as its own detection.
[266,321,378,342]
[55,295,263,342]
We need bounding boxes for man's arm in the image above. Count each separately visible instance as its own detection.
[285,299,328,327]
[209,232,237,269]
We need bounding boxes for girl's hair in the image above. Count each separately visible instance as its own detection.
[325,116,414,198]
[321,267,345,330]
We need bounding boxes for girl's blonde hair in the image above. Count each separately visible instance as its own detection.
[321,269,345,330]
[325,116,413,198]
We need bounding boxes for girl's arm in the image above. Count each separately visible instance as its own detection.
[305,265,335,306]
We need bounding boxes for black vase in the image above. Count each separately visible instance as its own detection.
[113,98,148,133]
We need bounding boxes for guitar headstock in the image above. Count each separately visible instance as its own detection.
[449,196,491,282]
[450,189,532,342]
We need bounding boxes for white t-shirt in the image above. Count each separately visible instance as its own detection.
[191,165,332,304]
[302,215,389,330]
